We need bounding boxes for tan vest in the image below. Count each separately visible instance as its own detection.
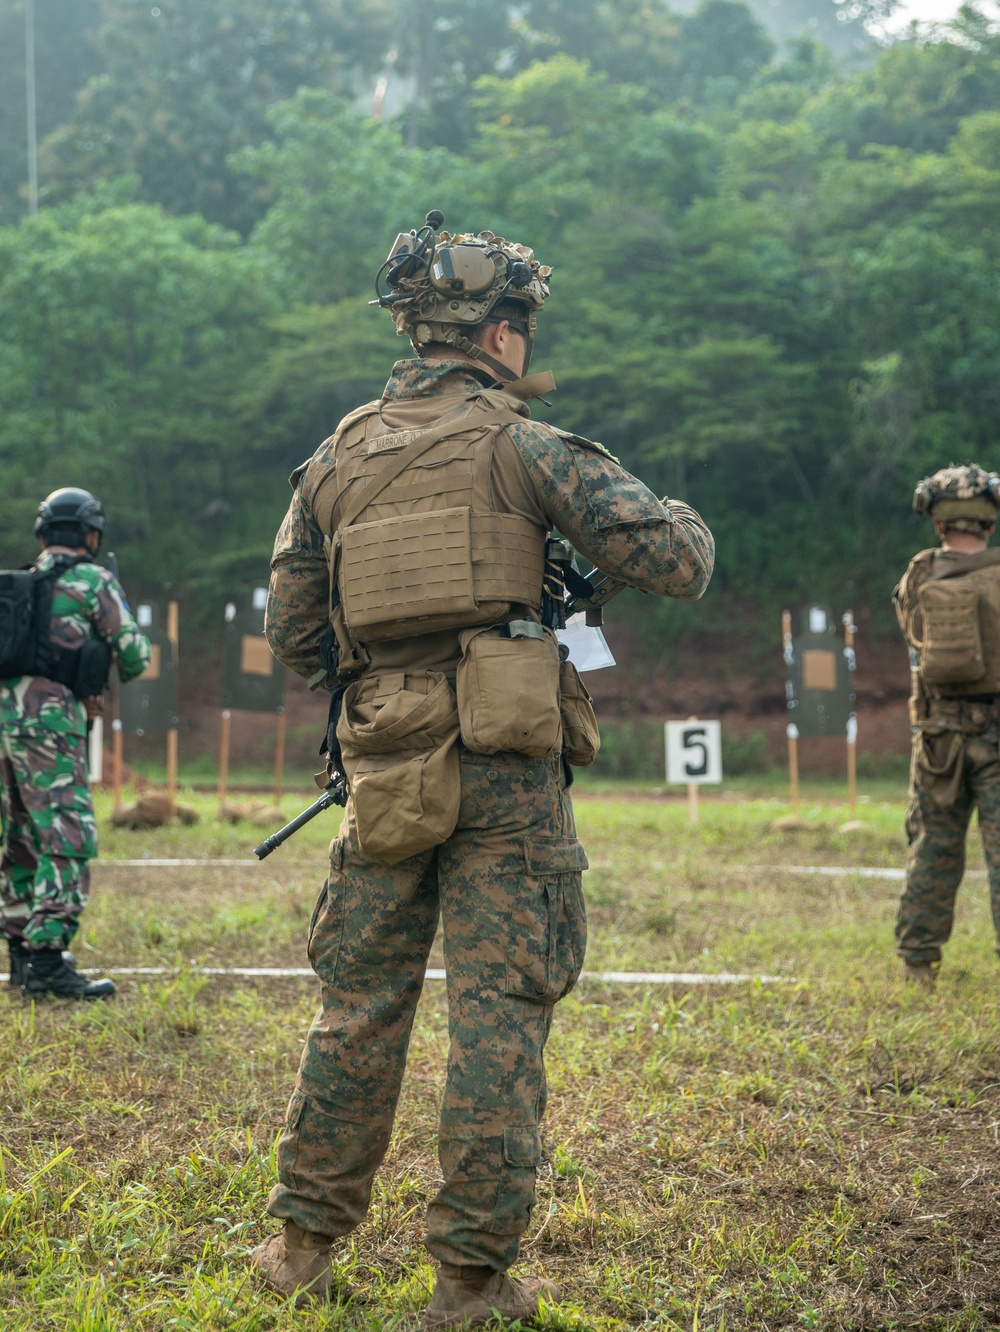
[310,390,546,642]
[899,548,1000,697]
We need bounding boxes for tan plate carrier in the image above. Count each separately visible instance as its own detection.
[311,407,546,649]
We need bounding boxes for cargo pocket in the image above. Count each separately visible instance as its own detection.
[337,670,461,864]
[489,1127,543,1234]
[275,1088,307,1190]
[506,837,588,1003]
[915,728,965,809]
[308,840,346,983]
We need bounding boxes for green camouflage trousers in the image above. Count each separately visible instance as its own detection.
[0,727,96,951]
[267,747,588,1270]
[897,717,1000,964]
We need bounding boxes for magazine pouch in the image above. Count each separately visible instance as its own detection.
[337,670,460,864]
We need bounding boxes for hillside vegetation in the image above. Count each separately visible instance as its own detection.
[1,0,999,648]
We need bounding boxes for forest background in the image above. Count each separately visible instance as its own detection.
[1,0,998,773]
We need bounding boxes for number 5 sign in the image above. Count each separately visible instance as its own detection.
[665,719,723,785]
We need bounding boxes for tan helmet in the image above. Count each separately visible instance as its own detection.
[913,464,1000,529]
[370,210,551,381]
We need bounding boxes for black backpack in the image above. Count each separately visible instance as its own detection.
[0,557,111,696]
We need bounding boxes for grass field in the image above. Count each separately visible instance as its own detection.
[3,783,1000,1331]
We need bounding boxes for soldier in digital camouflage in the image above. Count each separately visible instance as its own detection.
[252,212,714,1324]
[0,488,151,999]
[893,464,1000,988]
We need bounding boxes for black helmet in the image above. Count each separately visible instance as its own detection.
[34,487,106,548]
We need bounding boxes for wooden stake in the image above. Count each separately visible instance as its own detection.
[166,600,179,810]
[686,714,699,824]
[112,719,123,810]
[218,710,232,809]
[273,708,287,807]
[847,725,858,821]
[843,609,858,821]
[787,725,801,816]
[782,610,801,815]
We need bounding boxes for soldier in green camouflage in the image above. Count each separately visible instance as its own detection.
[1,488,151,999]
[893,464,1000,987]
[252,214,714,1325]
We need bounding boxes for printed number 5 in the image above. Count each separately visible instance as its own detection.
[682,728,708,777]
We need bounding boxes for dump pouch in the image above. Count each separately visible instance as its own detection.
[456,621,561,759]
[917,580,986,687]
[337,670,460,863]
[558,658,601,766]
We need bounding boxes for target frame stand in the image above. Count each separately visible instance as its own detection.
[217,588,288,813]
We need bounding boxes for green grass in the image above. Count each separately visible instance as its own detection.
[2,786,998,1330]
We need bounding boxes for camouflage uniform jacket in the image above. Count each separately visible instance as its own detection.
[0,548,151,739]
[268,358,715,679]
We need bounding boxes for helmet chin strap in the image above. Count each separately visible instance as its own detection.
[424,314,535,382]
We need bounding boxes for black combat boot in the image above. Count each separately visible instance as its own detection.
[22,948,116,1000]
[7,938,29,988]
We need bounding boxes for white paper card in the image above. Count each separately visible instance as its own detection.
[555,614,616,671]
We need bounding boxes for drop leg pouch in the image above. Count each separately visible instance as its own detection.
[337,671,461,864]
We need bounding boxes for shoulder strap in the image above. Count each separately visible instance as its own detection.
[319,408,522,535]
[928,548,1000,582]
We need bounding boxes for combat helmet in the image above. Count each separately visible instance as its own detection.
[34,487,106,549]
[370,210,551,383]
[913,464,1000,532]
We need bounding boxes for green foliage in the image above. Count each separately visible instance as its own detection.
[1,5,1000,647]
[0,187,282,612]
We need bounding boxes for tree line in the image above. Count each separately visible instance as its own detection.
[1,0,998,651]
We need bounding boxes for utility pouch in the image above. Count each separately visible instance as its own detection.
[337,670,460,864]
[558,658,601,766]
[456,620,561,759]
[71,638,113,699]
[917,581,986,686]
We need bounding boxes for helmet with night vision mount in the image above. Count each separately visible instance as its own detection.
[370,210,552,382]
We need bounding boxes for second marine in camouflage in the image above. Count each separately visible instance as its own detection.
[893,464,1000,986]
[253,213,714,1325]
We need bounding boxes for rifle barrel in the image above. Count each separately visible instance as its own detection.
[253,788,340,860]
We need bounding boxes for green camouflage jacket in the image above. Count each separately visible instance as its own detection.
[0,548,152,738]
[267,358,715,680]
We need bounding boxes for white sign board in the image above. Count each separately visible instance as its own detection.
[665,720,722,785]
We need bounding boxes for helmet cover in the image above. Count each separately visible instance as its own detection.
[372,212,551,379]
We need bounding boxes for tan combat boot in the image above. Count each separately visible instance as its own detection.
[421,1263,559,1331]
[251,1220,348,1307]
[903,961,935,989]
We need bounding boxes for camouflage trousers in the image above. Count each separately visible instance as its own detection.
[897,717,1000,964]
[0,726,96,951]
[267,747,588,1270]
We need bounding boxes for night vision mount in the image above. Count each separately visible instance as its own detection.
[370,210,537,310]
